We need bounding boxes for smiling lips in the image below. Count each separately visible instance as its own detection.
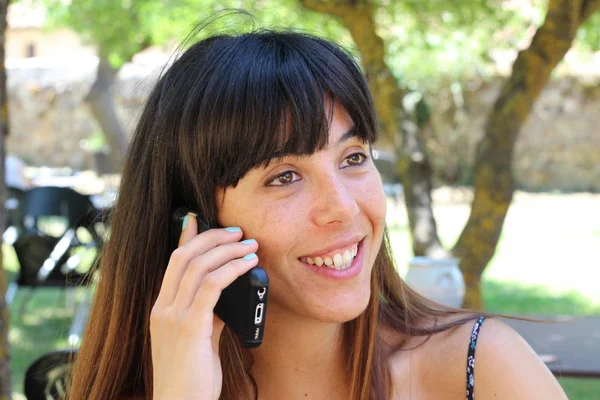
[299,243,359,271]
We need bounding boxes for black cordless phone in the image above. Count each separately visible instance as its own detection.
[170,207,269,348]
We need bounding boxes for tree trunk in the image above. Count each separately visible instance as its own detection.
[302,0,600,309]
[0,0,13,397]
[85,56,127,173]
[453,0,600,309]
[300,0,449,258]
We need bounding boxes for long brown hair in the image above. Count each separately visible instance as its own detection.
[68,29,480,400]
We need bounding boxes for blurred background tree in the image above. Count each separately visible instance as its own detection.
[42,0,350,171]
[300,0,600,308]
[39,0,600,308]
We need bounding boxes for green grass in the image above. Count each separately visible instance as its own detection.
[3,192,600,399]
[7,289,76,397]
[3,244,93,398]
[483,280,600,316]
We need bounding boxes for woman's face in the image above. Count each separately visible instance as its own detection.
[216,102,387,324]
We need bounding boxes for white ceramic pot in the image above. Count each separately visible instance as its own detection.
[405,256,466,308]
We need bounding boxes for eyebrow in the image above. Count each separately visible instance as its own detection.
[334,125,358,148]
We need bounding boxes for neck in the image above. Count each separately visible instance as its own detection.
[249,305,351,400]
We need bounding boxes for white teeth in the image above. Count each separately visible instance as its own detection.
[333,254,343,269]
[342,250,352,265]
[302,243,359,270]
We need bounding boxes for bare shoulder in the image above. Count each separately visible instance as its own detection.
[463,318,567,399]
[394,316,568,400]
[387,316,568,399]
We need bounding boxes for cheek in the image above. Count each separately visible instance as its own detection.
[358,176,387,228]
[377,190,387,225]
[217,189,305,272]
[243,202,305,263]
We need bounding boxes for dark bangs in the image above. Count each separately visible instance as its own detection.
[190,31,378,188]
[154,30,379,216]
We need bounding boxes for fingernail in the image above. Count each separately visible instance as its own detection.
[182,215,189,230]
[243,253,257,260]
[225,227,241,233]
[241,239,256,245]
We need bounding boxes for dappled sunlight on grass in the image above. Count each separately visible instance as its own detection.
[558,378,600,400]
[2,241,93,396]
[385,192,600,305]
[7,288,81,395]
[482,279,600,316]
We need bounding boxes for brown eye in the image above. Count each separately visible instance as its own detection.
[278,172,294,184]
[341,153,367,168]
[267,171,300,186]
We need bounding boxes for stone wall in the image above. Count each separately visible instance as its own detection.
[6,57,157,170]
[6,57,600,191]
[424,77,600,192]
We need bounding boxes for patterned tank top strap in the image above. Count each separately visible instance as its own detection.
[466,316,486,400]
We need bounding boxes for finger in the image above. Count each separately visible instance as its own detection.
[178,213,198,246]
[155,227,244,308]
[172,240,259,310]
[187,255,259,328]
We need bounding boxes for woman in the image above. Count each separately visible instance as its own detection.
[69,29,567,399]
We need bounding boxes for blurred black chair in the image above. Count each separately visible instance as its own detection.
[24,349,77,400]
[6,186,103,312]
[3,185,26,242]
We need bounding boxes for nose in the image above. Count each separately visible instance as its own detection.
[311,172,359,227]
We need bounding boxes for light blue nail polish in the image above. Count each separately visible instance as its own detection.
[182,215,189,230]
[241,239,257,245]
[243,253,257,260]
[225,226,241,233]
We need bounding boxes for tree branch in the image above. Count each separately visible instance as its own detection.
[85,56,127,171]
[301,0,448,257]
[452,0,588,308]
[581,0,600,23]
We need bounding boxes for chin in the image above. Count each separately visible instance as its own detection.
[315,288,372,323]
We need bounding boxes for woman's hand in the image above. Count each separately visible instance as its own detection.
[150,214,259,400]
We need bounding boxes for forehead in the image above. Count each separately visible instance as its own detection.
[329,101,354,132]
[315,102,361,152]
[201,64,376,189]
[275,99,355,149]
[268,108,363,169]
